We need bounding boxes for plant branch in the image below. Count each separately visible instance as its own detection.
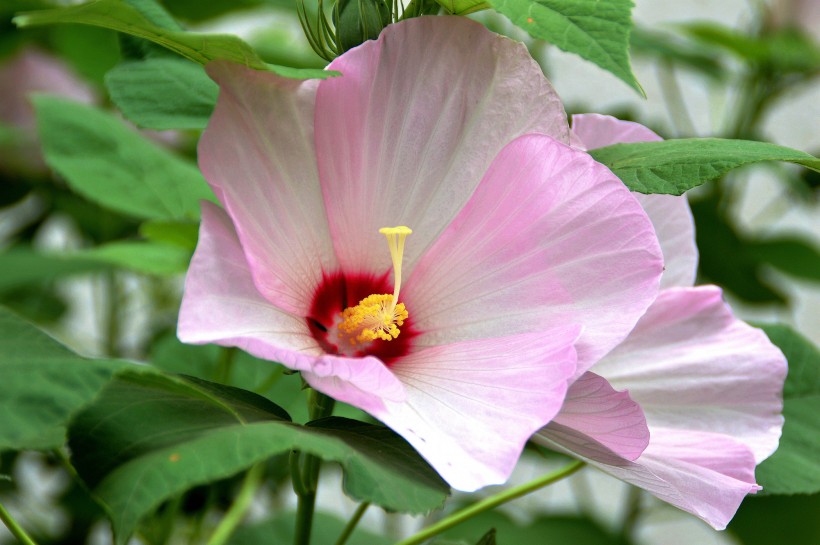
[0,501,38,545]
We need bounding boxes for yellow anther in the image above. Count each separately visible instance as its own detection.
[338,227,412,346]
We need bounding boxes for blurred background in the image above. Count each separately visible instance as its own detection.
[0,0,818,544]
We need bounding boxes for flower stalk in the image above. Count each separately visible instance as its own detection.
[394,460,585,545]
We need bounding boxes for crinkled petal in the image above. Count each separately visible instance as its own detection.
[536,427,759,530]
[315,16,570,277]
[405,134,663,374]
[199,61,336,315]
[571,114,698,288]
[179,202,405,410]
[541,372,649,461]
[371,326,580,492]
[597,286,787,462]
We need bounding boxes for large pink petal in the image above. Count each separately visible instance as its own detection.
[368,327,579,491]
[572,114,697,288]
[198,61,336,316]
[541,372,649,461]
[315,16,570,277]
[597,286,787,462]
[536,427,760,530]
[404,134,663,375]
[179,202,405,410]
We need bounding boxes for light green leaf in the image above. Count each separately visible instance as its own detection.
[105,58,217,130]
[34,95,214,220]
[0,306,128,451]
[139,219,200,249]
[69,372,449,544]
[755,324,820,495]
[74,241,192,275]
[488,0,642,94]
[13,0,337,79]
[589,138,820,195]
[434,0,490,15]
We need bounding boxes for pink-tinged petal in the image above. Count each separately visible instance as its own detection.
[179,202,406,410]
[178,201,321,358]
[198,61,336,316]
[571,113,662,150]
[634,193,698,288]
[597,286,787,462]
[542,372,649,461]
[405,134,663,375]
[315,16,570,276]
[367,326,579,491]
[572,114,698,288]
[536,427,759,530]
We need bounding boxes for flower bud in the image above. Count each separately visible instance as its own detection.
[334,0,391,52]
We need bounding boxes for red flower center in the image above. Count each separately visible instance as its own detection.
[306,271,416,365]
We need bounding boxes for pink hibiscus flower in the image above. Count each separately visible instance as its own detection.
[535,114,787,529]
[178,19,663,491]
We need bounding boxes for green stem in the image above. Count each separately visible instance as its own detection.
[104,271,120,358]
[619,486,643,543]
[206,463,265,545]
[394,460,585,545]
[255,366,286,395]
[333,503,370,545]
[293,391,336,545]
[0,501,38,545]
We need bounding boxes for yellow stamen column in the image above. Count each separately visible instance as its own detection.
[338,226,412,346]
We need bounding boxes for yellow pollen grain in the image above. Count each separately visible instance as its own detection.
[338,227,412,346]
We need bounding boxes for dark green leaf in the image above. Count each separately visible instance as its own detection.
[105,57,217,129]
[0,306,128,451]
[476,528,497,545]
[690,197,786,304]
[489,0,642,94]
[729,493,820,545]
[13,0,338,79]
[228,511,393,545]
[441,510,622,545]
[590,138,820,195]
[755,324,820,495]
[69,373,449,544]
[747,237,820,282]
[34,95,214,220]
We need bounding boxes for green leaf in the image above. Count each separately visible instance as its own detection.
[434,0,490,15]
[488,0,642,94]
[476,529,497,545]
[690,197,786,305]
[440,510,623,545]
[139,219,199,249]
[729,493,820,545]
[33,95,214,221]
[69,372,449,544]
[228,511,393,545]
[590,138,820,195]
[747,237,820,282]
[13,0,337,79]
[681,22,820,74]
[105,58,217,129]
[0,306,128,451]
[0,247,108,294]
[74,241,192,275]
[629,27,722,80]
[755,324,820,495]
